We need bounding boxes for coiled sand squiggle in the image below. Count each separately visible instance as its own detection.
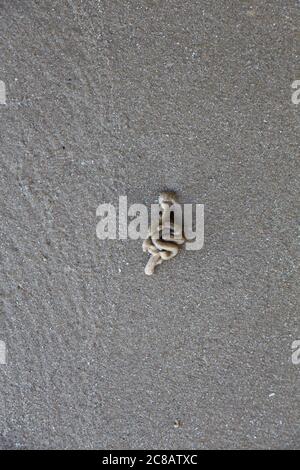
[143,192,185,275]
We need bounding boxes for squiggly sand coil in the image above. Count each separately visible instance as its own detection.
[143,192,185,275]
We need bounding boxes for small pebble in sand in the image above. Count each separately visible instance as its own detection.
[174,419,182,428]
